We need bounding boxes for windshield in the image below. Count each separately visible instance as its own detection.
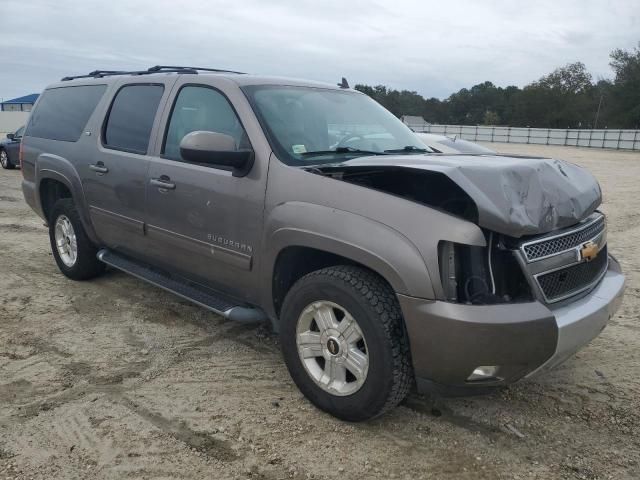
[243,85,431,165]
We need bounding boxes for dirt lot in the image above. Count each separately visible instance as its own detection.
[1,144,639,480]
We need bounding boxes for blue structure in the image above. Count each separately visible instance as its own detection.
[1,94,39,112]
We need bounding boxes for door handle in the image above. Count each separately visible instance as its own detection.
[89,163,109,174]
[150,177,176,190]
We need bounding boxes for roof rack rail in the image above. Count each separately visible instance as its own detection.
[61,70,129,81]
[61,65,246,81]
[147,65,246,74]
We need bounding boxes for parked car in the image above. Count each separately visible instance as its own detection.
[0,125,24,169]
[21,66,625,421]
[415,132,495,154]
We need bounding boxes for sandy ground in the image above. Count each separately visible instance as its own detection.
[1,143,639,480]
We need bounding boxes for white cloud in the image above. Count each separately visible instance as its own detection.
[0,0,637,100]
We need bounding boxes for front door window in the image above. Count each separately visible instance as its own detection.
[162,86,249,162]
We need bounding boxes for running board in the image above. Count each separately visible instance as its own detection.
[97,249,266,323]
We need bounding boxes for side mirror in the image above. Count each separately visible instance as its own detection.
[6,133,15,140]
[179,131,254,177]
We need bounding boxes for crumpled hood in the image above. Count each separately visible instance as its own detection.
[337,153,602,238]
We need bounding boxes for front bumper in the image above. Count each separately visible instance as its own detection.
[399,255,625,394]
[526,255,625,377]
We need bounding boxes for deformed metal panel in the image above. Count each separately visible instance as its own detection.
[338,154,602,237]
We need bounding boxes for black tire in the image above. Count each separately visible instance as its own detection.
[0,149,14,169]
[48,198,105,280]
[280,266,412,421]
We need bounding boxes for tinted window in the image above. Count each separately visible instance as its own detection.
[104,84,164,154]
[14,126,24,138]
[163,86,248,160]
[27,85,106,142]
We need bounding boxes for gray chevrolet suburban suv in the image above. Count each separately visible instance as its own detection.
[21,66,625,421]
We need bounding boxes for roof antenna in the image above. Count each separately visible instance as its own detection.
[337,77,350,89]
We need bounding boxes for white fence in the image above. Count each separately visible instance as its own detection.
[408,123,640,151]
[0,111,30,137]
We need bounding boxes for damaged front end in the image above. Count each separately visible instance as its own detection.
[300,153,623,390]
[437,211,608,307]
[306,153,606,307]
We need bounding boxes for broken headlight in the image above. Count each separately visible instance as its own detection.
[438,236,533,304]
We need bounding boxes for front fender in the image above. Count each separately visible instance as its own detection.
[36,154,99,244]
[262,202,435,317]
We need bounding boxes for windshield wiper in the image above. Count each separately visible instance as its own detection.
[300,147,388,157]
[384,146,430,154]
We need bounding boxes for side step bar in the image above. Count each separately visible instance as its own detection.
[97,249,266,323]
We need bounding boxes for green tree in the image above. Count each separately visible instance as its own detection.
[608,43,640,128]
[534,62,593,94]
[526,62,597,128]
[354,43,640,129]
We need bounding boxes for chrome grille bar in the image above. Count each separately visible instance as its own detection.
[520,214,605,263]
[514,212,609,304]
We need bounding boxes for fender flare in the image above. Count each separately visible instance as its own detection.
[261,202,435,319]
[36,154,99,244]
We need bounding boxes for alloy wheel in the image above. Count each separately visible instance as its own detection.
[54,215,78,267]
[296,300,369,396]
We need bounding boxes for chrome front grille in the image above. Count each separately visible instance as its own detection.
[535,246,608,302]
[521,215,606,262]
[515,213,609,304]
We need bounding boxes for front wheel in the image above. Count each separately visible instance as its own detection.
[0,149,14,169]
[48,198,105,280]
[280,266,412,421]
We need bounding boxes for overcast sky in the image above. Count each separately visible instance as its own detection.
[1,0,638,101]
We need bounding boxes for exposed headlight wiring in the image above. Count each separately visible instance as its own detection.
[487,231,496,295]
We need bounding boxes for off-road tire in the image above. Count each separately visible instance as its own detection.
[0,149,14,169]
[280,265,413,421]
[49,198,105,280]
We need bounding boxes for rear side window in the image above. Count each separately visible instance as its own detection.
[103,84,164,154]
[27,85,106,142]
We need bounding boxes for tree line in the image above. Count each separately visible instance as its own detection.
[355,43,640,129]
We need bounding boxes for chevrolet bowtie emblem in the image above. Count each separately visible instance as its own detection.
[580,241,599,262]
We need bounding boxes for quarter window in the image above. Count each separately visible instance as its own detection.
[104,84,164,154]
[163,86,248,161]
[27,85,106,142]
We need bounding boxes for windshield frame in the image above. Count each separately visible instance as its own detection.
[241,84,431,166]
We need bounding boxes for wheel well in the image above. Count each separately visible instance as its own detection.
[272,246,391,316]
[40,179,72,222]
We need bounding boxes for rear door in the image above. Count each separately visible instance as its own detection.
[144,78,269,302]
[81,78,176,256]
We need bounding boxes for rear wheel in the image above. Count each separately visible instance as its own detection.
[49,198,105,280]
[0,149,14,169]
[280,266,412,421]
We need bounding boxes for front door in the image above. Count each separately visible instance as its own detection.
[144,82,267,302]
[82,80,173,256]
